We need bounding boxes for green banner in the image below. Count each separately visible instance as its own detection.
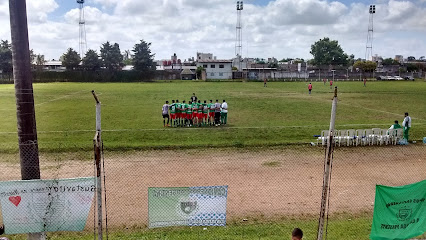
[370,180,425,240]
[148,186,228,228]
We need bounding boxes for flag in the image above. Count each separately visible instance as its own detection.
[370,180,425,240]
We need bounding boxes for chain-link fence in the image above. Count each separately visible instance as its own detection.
[0,130,425,239]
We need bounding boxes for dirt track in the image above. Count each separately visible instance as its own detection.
[0,145,425,227]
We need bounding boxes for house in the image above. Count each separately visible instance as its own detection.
[43,60,66,72]
[196,60,233,80]
[181,69,195,80]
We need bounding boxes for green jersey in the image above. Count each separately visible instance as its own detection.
[202,103,208,113]
[175,103,181,113]
[181,103,187,112]
[209,103,215,112]
[186,103,192,114]
[197,103,203,113]
[192,103,198,112]
[170,103,176,114]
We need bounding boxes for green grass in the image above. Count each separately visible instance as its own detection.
[5,213,425,240]
[0,81,425,152]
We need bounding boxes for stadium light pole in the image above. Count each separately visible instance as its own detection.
[8,0,44,239]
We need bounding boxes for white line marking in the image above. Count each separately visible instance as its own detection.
[35,90,86,106]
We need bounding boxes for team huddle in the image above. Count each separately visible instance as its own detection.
[162,93,228,127]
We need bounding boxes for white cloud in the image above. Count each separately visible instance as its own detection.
[0,0,426,61]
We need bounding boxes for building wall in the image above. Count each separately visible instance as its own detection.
[197,62,232,79]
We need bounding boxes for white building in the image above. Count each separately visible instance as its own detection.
[43,60,66,72]
[197,60,233,80]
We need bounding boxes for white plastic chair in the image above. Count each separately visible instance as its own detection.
[378,129,390,145]
[317,130,329,146]
[365,129,373,145]
[347,129,356,146]
[355,129,366,146]
[371,128,382,145]
[337,130,349,146]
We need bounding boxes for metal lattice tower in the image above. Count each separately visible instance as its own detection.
[235,1,243,70]
[77,0,87,58]
[365,4,375,61]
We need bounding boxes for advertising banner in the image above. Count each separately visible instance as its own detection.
[148,185,228,228]
[370,180,425,240]
[0,177,95,234]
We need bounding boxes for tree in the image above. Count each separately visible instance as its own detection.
[353,60,377,72]
[35,54,45,71]
[196,66,204,79]
[132,40,156,72]
[407,56,416,61]
[382,58,399,65]
[82,49,101,71]
[310,37,348,66]
[0,40,13,77]
[100,41,123,70]
[406,63,419,72]
[61,48,81,70]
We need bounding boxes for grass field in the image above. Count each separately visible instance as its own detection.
[0,80,425,151]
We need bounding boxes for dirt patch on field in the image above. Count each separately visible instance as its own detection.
[0,145,425,227]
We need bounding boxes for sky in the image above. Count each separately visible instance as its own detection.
[0,0,425,62]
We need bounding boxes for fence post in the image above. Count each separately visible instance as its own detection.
[317,87,338,240]
[92,90,103,240]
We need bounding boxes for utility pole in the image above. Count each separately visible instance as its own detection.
[316,87,338,240]
[8,0,44,239]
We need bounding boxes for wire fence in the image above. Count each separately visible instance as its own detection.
[0,130,425,239]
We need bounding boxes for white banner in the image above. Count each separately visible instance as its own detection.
[0,177,95,234]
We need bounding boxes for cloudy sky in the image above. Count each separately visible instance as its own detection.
[0,0,425,61]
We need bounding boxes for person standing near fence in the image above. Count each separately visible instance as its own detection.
[308,83,312,94]
[221,100,228,125]
[162,101,170,127]
[264,78,267,87]
[291,228,303,240]
[402,112,411,141]
[363,78,367,87]
[214,99,221,126]
[329,79,333,89]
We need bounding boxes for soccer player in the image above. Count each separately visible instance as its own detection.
[181,100,187,127]
[190,93,197,103]
[308,83,312,94]
[202,100,209,126]
[169,100,176,127]
[175,100,181,127]
[162,101,170,127]
[197,100,203,127]
[186,101,193,127]
[208,100,215,126]
[214,99,221,126]
[192,100,199,126]
[221,100,228,125]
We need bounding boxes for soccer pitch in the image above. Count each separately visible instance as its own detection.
[0,80,425,151]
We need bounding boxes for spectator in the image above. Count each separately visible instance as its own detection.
[264,78,267,87]
[402,112,411,141]
[308,83,313,94]
[292,228,303,240]
[221,100,228,125]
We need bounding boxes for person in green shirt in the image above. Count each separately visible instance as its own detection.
[175,100,181,127]
[208,100,215,126]
[387,120,402,136]
[186,101,193,127]
[197,100,203,127]
[202,100,209,126]
[169,100,176,127]
[192,101,199,126]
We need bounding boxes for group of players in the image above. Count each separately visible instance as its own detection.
[162,93,228,127]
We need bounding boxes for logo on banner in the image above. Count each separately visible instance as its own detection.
[181,201,197,214]
[396,207,412,222]
[177,197,199,217]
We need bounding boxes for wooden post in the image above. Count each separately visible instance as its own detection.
[316,87,338,240]
[92,90,103,240]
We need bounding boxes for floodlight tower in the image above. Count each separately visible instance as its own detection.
[235,1,243,70]
[77,0,87,58]
[365,4,375,61]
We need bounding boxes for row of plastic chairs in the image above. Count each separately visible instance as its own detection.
[317,128,403,146]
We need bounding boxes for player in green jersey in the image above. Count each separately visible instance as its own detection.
[197,100,203,127]
[186,101,193,127]
[208,100,215,126]
[202,100,209,126]
[175,100,181,127]
[181,100,187,127]
[169,100,176,127]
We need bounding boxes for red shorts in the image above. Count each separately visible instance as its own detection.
[192,113,197,119]
[186,114,192,119]
[198,113,203,119]
[209,112,214,117]
[170,113,176,119]
[203,113,208,119]
[176,113,181,118]
[181,113,186,119]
